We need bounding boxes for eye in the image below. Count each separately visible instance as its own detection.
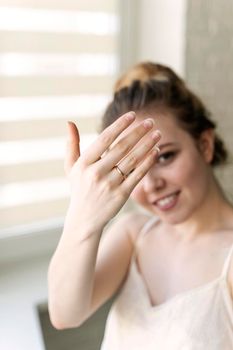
[157,151,176,164]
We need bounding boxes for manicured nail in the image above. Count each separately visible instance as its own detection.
[152,147,160,160]
[67,120,74,127]
[151,130,161,140]
[125,111,136,121]
[143,118,154,129]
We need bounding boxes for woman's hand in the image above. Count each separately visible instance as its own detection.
[64,111,161,233]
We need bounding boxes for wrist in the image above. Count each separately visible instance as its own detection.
[65,200,106,234]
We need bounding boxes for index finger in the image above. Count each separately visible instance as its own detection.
[82,111,136,165]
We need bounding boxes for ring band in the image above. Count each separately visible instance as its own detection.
[114,164,127,180]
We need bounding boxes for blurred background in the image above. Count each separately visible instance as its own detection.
[0,0,233,349]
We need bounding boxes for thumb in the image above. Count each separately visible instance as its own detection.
[64,121,80,176]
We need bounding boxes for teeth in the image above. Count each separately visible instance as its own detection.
[157,194,177,206]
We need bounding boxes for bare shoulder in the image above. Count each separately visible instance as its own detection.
[223,211,233,297]
[100,210,152,255]
[104,209,150,235]
[87,211,152,315]
[108,211,151,247]
[117,210,153,242]
[227,232,233,299]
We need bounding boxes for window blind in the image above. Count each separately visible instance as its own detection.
[0,0,121,235]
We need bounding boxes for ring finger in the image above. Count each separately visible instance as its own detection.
[109,129,161,184]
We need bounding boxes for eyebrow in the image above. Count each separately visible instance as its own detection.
[158,142,179,150]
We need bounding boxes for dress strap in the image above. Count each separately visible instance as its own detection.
[221,243,233,279]
[140,216,160,236]
[134,216,160,257]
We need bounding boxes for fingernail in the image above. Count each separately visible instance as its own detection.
[143,118,154,129]
[67,121,73,127]
[151,130,161,140]
[66,121,73,138]
[125,111,136,121]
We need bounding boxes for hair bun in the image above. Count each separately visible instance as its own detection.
[114,61,177,93]
[102,61,228,167]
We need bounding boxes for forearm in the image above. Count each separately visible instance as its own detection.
[48,112,160,329]
[48,214,103,329]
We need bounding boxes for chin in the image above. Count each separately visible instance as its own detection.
[147,204,193,225]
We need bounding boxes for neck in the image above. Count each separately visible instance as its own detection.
[173,175,233,241]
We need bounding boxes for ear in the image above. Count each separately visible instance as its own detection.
[198,129,215,164]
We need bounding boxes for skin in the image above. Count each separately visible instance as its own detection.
[48,111,161,328]
[123,112,232,232]
[121,111,233,305]
[48,110,233,329]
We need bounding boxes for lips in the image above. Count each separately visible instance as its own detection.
[152,191,180,211]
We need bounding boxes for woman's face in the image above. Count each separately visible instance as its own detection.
[128,112,214,225]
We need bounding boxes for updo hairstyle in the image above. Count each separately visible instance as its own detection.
[100,62,228,166]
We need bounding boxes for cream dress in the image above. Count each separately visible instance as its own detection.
[100,217,233,350]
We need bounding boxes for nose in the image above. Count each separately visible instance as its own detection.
[142,170,166,193]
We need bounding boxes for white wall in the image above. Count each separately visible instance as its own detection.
[137,0,187,77]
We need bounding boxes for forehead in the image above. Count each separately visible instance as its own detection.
[114,111,191,148]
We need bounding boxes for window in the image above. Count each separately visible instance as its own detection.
[0,0,123,236]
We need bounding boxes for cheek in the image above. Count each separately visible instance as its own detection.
[130,182,146,204]
[173,151,207,190]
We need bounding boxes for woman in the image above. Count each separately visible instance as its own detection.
[48,62,233,349]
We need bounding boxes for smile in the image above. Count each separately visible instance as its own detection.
[153,191,180,211]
